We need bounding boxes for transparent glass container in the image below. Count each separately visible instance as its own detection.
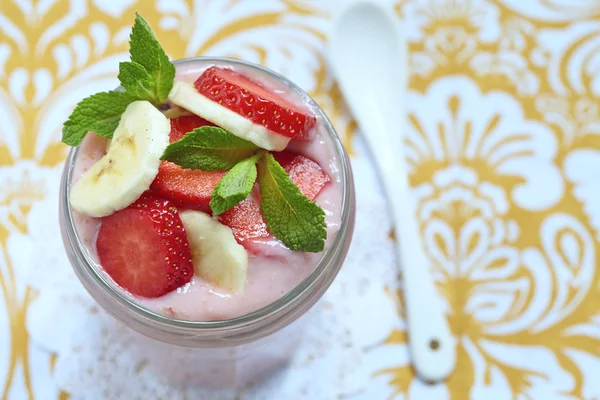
[59,57,355,388]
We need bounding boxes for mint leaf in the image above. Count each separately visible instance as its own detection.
[161,126,259,171]
[118,61,156,101]
[210,152,265,216]
[62,91,137,146]
[257,154,326,252]
[129,13,175,103]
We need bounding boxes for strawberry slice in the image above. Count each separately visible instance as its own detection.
[219,190,269,244]
[273,151,330,200]
[169,114,213,142]
[97,193,194,298]
[151,115,224,211]
[194,67,316,140]
[220,152,330,249]
[151,162,225,212]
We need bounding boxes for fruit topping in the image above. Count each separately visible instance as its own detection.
[195,67,316,140]
[219,152,330,248]
[150,115,225,211]
[70,101,170,218]
[168,81,291,151]
[273,151,331,201]
[169,114,213,142]
[62,13,329,255]
[151,162,226,212]
[219,190,269,243]
[179,210,248,293]
[96,193,194,298]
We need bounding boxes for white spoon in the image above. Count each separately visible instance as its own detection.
[329,0,457,382]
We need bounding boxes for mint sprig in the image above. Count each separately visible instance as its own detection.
[210,152,265,216]
[258,154,326,252]
[62,91,137,146]
[117,61,156,101]
[60,12,328,253]
[127,13,175,103]
[164,133,327,252]
[160,126,259,171]
[61,13,173,146]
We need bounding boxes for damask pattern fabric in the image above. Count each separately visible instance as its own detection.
[1,0,599,399]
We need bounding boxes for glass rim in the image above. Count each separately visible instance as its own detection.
[61,56,355,334]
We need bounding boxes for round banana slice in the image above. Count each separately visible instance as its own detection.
[70,100,170,218]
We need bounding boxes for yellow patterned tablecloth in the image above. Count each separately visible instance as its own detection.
[1,0,600,399]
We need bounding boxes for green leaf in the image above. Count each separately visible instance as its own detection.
[61,91,137,146]
[129,13,175,103]
[118,61,156,101]
[161,126,259,171]
[257,154,326,252]
[210,152,265,216]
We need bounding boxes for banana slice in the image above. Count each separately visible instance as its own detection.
[179,210,248,293]
[70,100,170,218]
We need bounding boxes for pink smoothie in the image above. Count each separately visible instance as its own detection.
[71,61,343,322]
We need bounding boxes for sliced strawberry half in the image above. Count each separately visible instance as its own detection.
[96,193,194,298]
[220,152,330,250]
[219,189,269,244]
[151,162,226,212]
[194,67,317,140]
[273,151,330,200]
[151,115,224,211]
[169,114,213,142]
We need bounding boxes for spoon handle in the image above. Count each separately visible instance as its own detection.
[385,22,456,382]
[345,67,458,382]
[381,157,457,382]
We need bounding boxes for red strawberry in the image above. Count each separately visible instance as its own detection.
[151,162,226,212]
[194,67,316,140]
[151,115,224,211]
[97,193,194,298]
[220,152,329,248]
[169,114,213,142]
[273,151,330,201]
[219,190,269,243]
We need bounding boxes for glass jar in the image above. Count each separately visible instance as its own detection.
[59,57,355,388]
